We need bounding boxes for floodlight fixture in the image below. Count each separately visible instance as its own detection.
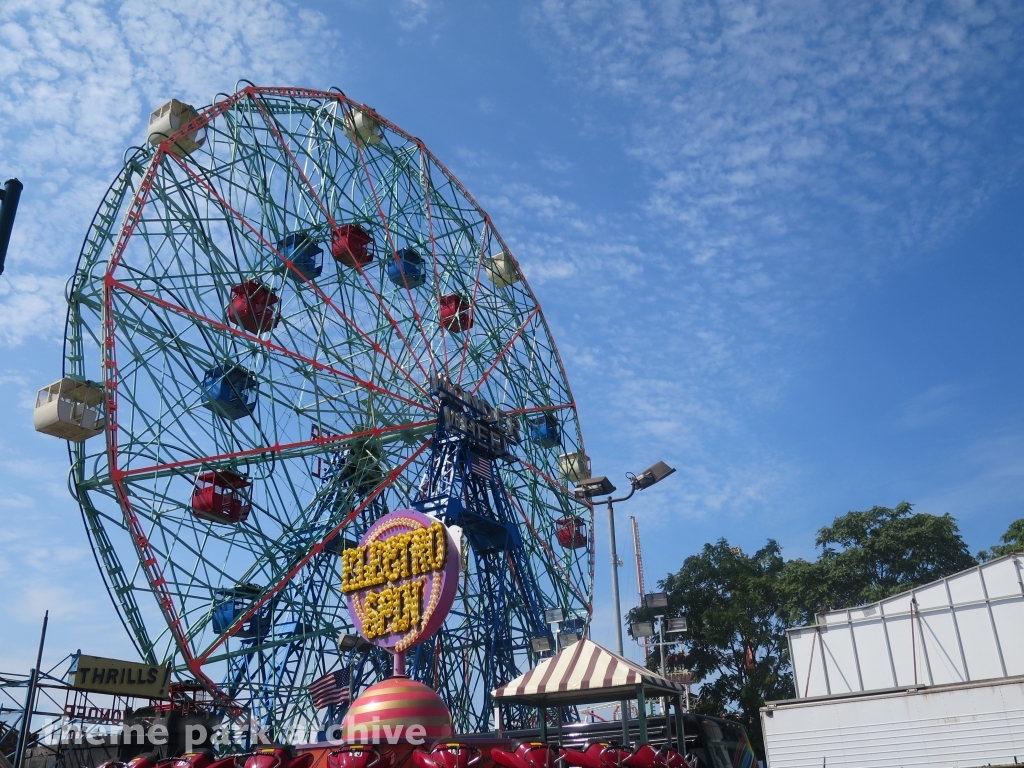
[667,616,689,634]
[531,636,554,654]
[573,476,616,500]
[644,592,669,610]
[558,631,581,649]
[544,607,565,625]
[337,633,374,654]
[631,621,655,638]
[632,461,676,491]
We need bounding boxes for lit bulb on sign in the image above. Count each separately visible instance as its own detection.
[344,509,459,653]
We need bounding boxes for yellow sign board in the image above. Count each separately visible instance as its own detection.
[72,654,172,699]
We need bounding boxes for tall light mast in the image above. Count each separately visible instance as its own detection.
[630,516,650,659]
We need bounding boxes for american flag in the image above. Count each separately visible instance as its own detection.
[471,454,492,480]
[309,668,350,709]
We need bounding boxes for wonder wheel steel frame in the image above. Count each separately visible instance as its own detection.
[64,85,593,738]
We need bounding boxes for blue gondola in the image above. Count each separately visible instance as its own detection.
[211,583,264,636]
[276,232,323,281]
[202,364,258,420]
[528,413,561,448]
[386,247,426,289]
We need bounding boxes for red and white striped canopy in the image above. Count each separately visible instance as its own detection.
[492,639,687,706]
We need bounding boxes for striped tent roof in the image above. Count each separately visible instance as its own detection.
[492,639,687,706]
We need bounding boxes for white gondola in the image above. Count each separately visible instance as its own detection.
[147,99,205,157]
[484,250,521,288]
[558,450,591,484]
[343,108,384,148]
[33,378,106,441]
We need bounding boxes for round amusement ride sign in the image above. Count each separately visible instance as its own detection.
[342,509,459,653]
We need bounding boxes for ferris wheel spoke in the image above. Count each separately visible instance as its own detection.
[196,438,429,663]
[469,306,541,395]
[346,111,439,375]
[110,280,430,417]
[163,153,433,403]
[118,419,434,480]
[246,93,436,387]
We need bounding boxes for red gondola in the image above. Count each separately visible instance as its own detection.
[332,224,374,268]
[439,293,473,333]
[226,280,280,334]
[192,470,251,525]
[555,516,588,549]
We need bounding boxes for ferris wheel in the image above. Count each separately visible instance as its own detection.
[48,85,595,737]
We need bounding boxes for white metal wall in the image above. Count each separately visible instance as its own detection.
[761,678,1024,768]
[788,554,1024,699]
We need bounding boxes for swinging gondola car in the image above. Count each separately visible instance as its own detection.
[484,250,521,288]
[528,413,560,448]
[332,223,374,268]
[147,99,205,157]
[192,470,251,525]
[439,293,473,333]
[277,232,323,281]
[226,280,280,334]
[343,108,384,148]
[33,378,105,441]
[555,516,588,549]
[558,450,591,483]
[386,248,426,289]
[201,363,258,420]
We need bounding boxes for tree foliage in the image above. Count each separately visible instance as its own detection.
[627,540,793,758]
[781,502,976,623]
[978,518,1024,561]
[633,502,978,758]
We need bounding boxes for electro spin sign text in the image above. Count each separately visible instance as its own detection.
[342,509,459,652]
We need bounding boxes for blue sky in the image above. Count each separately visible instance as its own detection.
[2,0,1024,676]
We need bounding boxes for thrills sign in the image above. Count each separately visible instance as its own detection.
[72,654,172,698]
[343,509,458,652]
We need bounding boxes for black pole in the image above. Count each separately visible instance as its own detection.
[0,178,23,276]
[14,611,48,768]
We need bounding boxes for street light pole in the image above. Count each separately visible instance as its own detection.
[607,497,625,657]
[603,483,638,746]
[574,462,675,749]
[606,496,630,747]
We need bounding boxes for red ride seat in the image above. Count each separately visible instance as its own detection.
[622,745,666,768]
[490,742,559,768]
[244,746,314,768]
[561,742,631,768]
[170,750,215,768]
[327,744,395,768]
[412,743,481,768]
[125,753,159,768]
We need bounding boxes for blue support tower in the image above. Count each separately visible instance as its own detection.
[407,374,556,732]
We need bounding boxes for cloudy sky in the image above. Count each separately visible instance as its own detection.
[2,0,1024,675]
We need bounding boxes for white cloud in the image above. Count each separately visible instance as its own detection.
[394,0,430,30]
[0,0,335,347]
[533,0,1024,274]
[0,275,66,346]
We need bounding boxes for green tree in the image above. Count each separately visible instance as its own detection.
[627,540,792,759]
[978,518,1024,561]
[781,501,976,623]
